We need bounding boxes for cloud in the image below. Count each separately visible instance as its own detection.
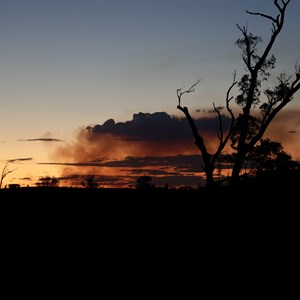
[88,111,229,142]
[39,154,205,187]
[18,138,64,142]
[40,154,203,171]
[47,109,300,187]
[8,157,33,163]
[50,111,231,163]
[56,111,231,161]
[48,111,232,187]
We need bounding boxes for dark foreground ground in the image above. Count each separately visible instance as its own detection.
[1,177,297,292]
[1,173,298,254]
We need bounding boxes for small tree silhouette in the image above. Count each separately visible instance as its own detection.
[81,175,99,188]
[36,176,60,187]
[135,175,155,190]
[245,138,294,176]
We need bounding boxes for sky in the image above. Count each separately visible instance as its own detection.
[0,0,300,188]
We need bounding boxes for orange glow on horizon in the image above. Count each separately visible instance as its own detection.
[1,109,299,189]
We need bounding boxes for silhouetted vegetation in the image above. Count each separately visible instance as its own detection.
[177,0,300,187]
[1,166,299,200]
[0,160,17,189]
[135,175,155,190]
[81,175,99,188]
[241,138,295,177]
[36,176,60,187]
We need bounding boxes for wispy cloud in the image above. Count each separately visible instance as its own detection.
[39,154,202,171]
[7,157,33,163]
[18,138,64,142]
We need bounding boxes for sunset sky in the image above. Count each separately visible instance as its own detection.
[1,0,300,188]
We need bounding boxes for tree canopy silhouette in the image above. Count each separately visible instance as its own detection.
[177,0,300,187]
[135,175,155,190]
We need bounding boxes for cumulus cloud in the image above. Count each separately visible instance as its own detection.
[88,111,229,141]
[50,111,231,164]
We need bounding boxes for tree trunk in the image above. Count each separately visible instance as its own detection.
[204,165,214,188]
[230,153,244,185]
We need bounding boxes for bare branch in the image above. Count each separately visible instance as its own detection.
[246,10,278,24]
[275,0,291,12]
[292,63,300,89]
[246,0,290,28]
[213,73,237,159]
[213,102,224,142]
[0,161,18,188]
[0,157,32,188]
[226,71,237,115]
[177,79,201,106]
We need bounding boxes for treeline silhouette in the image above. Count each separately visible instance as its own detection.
[1,166,299,199]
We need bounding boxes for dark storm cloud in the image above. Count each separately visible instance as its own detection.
[87,111,231,142]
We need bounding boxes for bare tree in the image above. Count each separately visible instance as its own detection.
[0,160,17,189]
[177,0,300,187]
[177,77,236,187]
[0,158,33,188]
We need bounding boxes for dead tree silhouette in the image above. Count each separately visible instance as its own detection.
[177,78,236,188]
